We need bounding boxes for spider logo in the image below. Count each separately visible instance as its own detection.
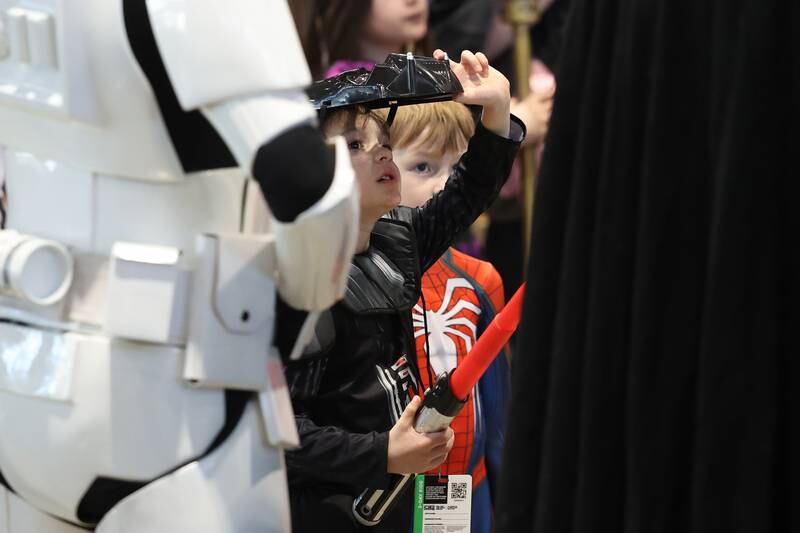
[412,278,481,375]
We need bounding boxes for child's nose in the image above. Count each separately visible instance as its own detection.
[374,145,393,162]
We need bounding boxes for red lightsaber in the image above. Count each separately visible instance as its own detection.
[353,284,526,526]
[450,282,525,399]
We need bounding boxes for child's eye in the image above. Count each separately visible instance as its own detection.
[347,140,364,151]
[413,162,433,175]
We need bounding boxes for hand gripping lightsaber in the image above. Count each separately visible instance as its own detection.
[352,284,526,526]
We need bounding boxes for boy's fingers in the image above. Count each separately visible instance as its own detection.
[428,448,447,465]
[422,428,448,442]
[460,50,480,73]
[467,53,482,72]
[427,433,451,450]
[434,49,457,69]
[446,429,455,451]
[430,452,447,468]
[475,52,490,72]
[425,427,454,451]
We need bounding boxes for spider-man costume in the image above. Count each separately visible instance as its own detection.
[414,247,511,533]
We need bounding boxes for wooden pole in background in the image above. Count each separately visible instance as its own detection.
[505,0,540,270]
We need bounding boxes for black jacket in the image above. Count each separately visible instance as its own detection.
[285,117,524,532]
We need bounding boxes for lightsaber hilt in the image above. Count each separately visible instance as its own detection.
[352,371,465,526]
[352,284,527,526]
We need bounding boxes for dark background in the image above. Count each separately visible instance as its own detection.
[496,0,800,531]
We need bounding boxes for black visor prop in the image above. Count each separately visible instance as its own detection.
[307,53,464,125]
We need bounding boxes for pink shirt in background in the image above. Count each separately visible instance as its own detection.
[325,60,376,79]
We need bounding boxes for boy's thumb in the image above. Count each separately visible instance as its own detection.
[399,396,421,426]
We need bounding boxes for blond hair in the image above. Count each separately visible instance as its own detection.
[383,101,475,156]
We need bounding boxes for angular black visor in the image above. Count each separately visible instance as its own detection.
[307,53,464,122]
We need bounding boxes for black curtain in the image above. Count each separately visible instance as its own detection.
[497,0,799,532]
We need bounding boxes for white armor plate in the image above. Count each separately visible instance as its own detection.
[0,0,357,530]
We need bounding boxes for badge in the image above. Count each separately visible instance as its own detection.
[413,474,471,533]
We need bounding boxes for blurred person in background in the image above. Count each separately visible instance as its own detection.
[439,0,566,297]
[426,1,563,295]
[484,60,554,296]
[290,0,430,79]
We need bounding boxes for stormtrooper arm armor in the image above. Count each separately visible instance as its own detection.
[146,0,358,311]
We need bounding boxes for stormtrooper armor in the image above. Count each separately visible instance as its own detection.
[0,1,358,532]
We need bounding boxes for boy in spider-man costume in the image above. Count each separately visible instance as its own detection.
[389,101,511,533]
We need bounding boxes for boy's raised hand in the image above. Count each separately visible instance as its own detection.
[435,49,512,138]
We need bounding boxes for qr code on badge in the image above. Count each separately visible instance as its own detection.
[450,482,468,501]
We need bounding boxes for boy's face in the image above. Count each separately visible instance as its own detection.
[326,113,402,219]
[394,139,464,208]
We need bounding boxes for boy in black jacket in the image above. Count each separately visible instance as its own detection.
[286,49,524,532]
